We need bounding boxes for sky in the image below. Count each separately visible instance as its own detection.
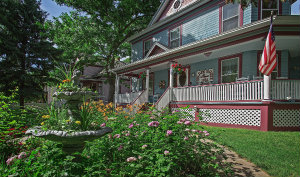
[41,0,300,20]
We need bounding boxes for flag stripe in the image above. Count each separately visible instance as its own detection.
[259,23,277,76]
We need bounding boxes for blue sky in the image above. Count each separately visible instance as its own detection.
[41,0,300,19]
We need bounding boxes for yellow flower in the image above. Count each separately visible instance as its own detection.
[41,122,45,126]
[103,113,106,116]
[66,120,71,123]
[75,121,81,125]
[62,79,71,83]
[42,115,50,119]
[58,86,61,88]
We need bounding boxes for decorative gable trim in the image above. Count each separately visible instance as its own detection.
[145,42,169,58]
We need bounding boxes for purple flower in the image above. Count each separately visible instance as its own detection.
[113,134,121,138]
[177,121,183,124]
[203,130,208,134]
[128,124,134,128]
[164,150,170,155]
[184,120,191,125]
[125,133,130,136]
[126,157,137,162]
[142,144,148,149]
[100,123,106,127]
[148,121,159,127]
[184,136,189,141]
[166,130,173,136]
[18,152,27,159]
[118,145,123,151]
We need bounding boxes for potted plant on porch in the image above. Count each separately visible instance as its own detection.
[26,60,113,154]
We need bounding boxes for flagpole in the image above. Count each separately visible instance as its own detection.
[263,11,274,101]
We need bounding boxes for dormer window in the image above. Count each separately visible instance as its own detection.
[170,27,180,48]
[261,0,278,19]
[144,39,152,57]
[222,3,239,32]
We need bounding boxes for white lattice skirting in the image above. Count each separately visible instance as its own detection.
[273,109,300,127]
[171,108,195,121]
[199,109,261,126]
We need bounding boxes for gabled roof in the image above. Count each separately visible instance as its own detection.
[128,0,210,43]
[145,42,169,58]
[149,0,198,27]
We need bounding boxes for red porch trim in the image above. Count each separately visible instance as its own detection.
[219,6,222,34]
[239,4,243,27]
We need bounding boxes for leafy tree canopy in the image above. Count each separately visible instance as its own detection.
[0,0,62,106]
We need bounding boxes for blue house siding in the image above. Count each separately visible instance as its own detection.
[242,51,258,79]
[281,50,289,77]
[131,41,143,62]
[182,6,219,45]
[281,2,291,15]
[153,29,169,46]
[189,58,219,86]
[154,69,169,95]
[251,5,259,22]
[243,5,252,25]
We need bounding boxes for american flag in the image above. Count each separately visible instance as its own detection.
[259,19,277,76]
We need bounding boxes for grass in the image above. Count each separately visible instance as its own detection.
[203,126,300,177]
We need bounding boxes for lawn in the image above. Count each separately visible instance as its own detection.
[203,125,300,177]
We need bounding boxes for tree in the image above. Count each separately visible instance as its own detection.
[52,0,162,102]
[0,0,61,107]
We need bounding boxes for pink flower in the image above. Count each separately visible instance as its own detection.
[113,134,121,138]
[148,121,159,127]
[125,133,130,136]
[166,130,173,136]
[142,144,148,149]
[184,120,191,125]
[185,128,190,132]
[100,123,106,127]
[191,129,197,133]
[18,152,27,159]
[203,130,208,133]
[6,156,17,165]
[126,157,137,162]
[177,121,183,124]
[118,145,123,151]
[138,155,142,159]
[128,124,134,128]
[164,150,170,155]
[197,130,202,133]
[205,133,210,136]
[184,136,189,141]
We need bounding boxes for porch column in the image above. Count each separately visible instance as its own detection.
[145,69,150,103]
[114,74,120,107]
[169,62,175,102]
[263,75,271,101]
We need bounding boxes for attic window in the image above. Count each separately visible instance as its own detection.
[173,0,181,9]
[261,0,278,19]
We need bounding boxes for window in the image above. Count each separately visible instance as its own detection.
[144,39,152,57]
[221,57,239,83]
[222,3,239,32]
[170,27,180,48]
[261,0,278,19]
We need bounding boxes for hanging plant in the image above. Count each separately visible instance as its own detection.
[172,63,186,74]
[159,80,166,89]
[138,72,146,79]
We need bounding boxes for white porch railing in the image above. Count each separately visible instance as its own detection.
[155,87,170,111]
[173,80,264,102]
[131,90,148,106]
[117,91,143,104]
[271,79,300,100]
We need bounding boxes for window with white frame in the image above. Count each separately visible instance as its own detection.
[261,0,278,19]
[222,3,239,32]
[221,57,239,83]
[259,54,278,79]
[170,27,180,48]
[144,39,152,57]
